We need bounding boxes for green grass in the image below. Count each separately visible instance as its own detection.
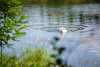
[0,47,73,67]
[0,48,52,67]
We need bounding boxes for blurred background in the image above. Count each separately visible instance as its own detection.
[0,0,100,67]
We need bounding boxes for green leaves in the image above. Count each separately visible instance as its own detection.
[4,19,15,29]
[15,31,26,37]
[20,15,29,20]
[8,7,22,16]
[17,24,28,30]
[0,0,28,45]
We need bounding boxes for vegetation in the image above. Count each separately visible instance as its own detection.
[0,48,52,67]
[24,0,100,5]
[0,52,19,67]
[21,48,51,67]
[0,0,28,65]
[0,46,73,67]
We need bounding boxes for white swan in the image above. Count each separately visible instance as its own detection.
[58,27,68,39]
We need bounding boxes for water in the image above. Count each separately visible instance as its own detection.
[5,4,100,67]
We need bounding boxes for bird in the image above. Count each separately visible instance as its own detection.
[53,27,68,42]
[58,27,68,36]
[51,27,68,49]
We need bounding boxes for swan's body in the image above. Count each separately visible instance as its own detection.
[58,27,68,39]
[53,27,68,41]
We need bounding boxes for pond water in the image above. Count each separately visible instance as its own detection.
[5,4,100,67]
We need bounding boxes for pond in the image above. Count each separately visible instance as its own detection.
[5,4,100,67]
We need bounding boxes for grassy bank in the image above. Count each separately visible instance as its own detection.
[0,48,51,67]
[0,47,72,67]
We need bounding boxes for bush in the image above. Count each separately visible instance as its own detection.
[0,52,20,67]
[0,0,28,65]
[21,48,51,67]
[0,47,52,67]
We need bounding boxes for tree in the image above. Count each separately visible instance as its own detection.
[0,0,28,65]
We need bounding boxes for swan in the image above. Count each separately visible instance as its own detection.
[52,27,68,42]
[57,27,68,40]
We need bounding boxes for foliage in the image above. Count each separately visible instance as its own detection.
[21,48,51,67]
[0,0,22,17]
[23,0,99,5]
[0,0,28,66]
[0,52,20,67]
[0,48,52,67]
[0,0,28,46]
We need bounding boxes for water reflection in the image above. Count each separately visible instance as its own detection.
[24,4,100,32]
[23,4,100,67]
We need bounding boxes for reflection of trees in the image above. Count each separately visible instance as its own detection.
[83,13,100,25]
[47,7,65,28]
[79,11,85,24]
[24,0,100,5]
[67,6,75,24]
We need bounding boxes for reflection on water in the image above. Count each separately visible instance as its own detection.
[23,4,100,32]
[5,4,100,67]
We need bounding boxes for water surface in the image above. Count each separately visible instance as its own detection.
[5,4,100,67]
